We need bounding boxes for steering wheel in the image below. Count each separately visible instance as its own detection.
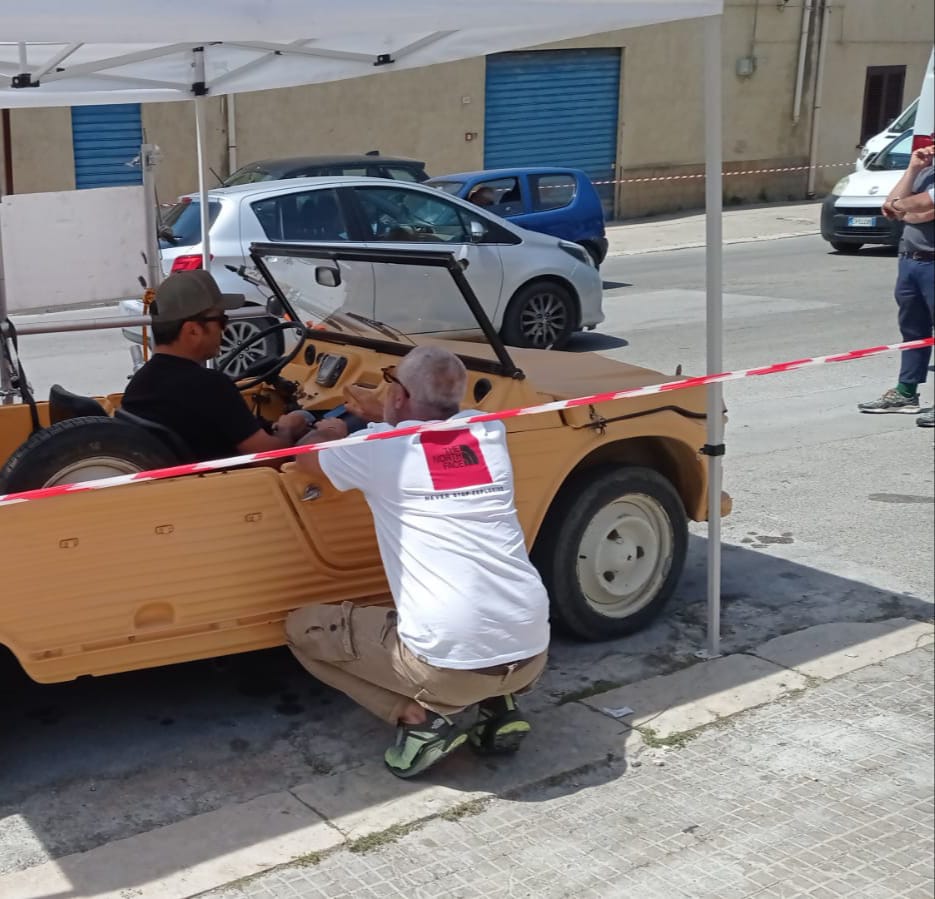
[218,320,309,391]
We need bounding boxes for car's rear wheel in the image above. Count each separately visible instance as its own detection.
[533,466,688,640]
[0,417,177,494]
[831,241,863,254]
[501,280,576,350]
[218,306,285,378]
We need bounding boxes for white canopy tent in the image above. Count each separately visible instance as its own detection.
[0,0,726,654]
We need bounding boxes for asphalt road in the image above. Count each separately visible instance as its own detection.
[2,234,932,876]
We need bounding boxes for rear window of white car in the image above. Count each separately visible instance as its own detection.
[160,200,222,247]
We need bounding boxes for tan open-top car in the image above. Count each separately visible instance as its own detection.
[0,243,729,686]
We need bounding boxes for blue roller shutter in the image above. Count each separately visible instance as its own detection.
[71,104,143,189]
[484,49,620,216]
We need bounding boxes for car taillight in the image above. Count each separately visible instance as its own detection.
[911,132,934,152]
[170,254,212,272]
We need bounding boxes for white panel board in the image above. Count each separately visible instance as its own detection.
[0,187,146,312]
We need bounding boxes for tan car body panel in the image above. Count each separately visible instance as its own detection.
[0,335,724,683]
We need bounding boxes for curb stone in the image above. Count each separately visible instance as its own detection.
[1,617,930,899]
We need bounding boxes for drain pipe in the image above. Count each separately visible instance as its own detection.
[226,94,238,176]
[806,0,831,197]
[792,0,814,124]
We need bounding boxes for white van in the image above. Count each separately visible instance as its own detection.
[910,48,934,153]
[856,48,934,170]
[823,50,934,253]
[856,98,918,171]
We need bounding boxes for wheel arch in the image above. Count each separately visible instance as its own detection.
[531,435,705,548]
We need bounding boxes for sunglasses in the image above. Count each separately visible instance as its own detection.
[190,313,230,327]
[381,365,410,398]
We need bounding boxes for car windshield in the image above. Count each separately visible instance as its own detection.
[223,166,274,186]
[867,131,913,171]
[255,253,422,344]
[890,100,918,134]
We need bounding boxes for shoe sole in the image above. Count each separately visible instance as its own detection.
[859,407,921,414]
[385,732,468,779]
[469,719,531,755]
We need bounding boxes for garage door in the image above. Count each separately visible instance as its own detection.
[71,103,143,189]
[484,49,620,216]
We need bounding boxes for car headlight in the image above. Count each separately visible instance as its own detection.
[831,176,850,196]
[558,240,593,267]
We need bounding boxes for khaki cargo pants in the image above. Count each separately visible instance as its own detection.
[285,602,547,725]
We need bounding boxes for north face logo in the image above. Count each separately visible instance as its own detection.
[420,430,493,490]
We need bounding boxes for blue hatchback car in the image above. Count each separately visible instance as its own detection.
[427,166,609,266]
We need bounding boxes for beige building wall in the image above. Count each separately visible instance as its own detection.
[3,1,932,217]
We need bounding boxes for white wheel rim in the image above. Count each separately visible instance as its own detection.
[44,456,143,488]
[220,320,269,377]
[575,493,674,618]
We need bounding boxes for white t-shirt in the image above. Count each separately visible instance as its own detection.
[318,411,550,669]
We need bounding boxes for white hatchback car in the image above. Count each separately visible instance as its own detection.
[120,177,604,371]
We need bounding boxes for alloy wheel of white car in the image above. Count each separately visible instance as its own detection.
[218,316,282,378]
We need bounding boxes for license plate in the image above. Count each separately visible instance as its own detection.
[847,215,875,227]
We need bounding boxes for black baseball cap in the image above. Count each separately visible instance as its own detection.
[151,270,244,322]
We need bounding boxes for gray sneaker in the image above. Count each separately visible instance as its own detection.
[917,410,935,428]
[858,388,921,414]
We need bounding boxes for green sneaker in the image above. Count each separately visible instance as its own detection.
[858,388,921,414]
[468,694,531,756]
[384,714,467,779]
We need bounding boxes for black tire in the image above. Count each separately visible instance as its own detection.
[218,307,285,379]
[500,280,576,350]
[830,241,862,254]
[0,417,177,494]
[533,465,689,641]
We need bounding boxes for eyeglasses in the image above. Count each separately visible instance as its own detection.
[190,313,229,327]
[381,365,410,398]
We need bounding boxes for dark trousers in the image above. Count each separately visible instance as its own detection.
[895,255,935,386]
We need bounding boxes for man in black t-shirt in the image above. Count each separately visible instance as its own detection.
[122,270,309,461]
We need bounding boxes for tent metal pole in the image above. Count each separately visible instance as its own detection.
[141,144,162,290]
[703,13,724,659]
[194,96,211,272]
[0,222,12,405]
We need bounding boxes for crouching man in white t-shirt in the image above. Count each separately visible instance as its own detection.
[285,345,550,778]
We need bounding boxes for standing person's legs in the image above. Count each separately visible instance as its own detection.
[896,257,935,388]
[859,256,927,413]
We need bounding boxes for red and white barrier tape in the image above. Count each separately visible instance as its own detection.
[0,337,932,508]
[592,161,854,187]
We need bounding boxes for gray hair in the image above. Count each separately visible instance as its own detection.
[397,346,467,418]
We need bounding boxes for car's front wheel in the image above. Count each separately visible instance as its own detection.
[501,280,576,350]
[830,241,863,254]
[534,466,688,641]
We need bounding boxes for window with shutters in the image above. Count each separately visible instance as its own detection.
[860,66,906,145]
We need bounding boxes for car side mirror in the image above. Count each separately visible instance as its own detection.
[266,297,284,317]
[469,220,487,243]
[315,266,342,287]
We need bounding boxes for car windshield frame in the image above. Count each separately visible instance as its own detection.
[249,241,523,377]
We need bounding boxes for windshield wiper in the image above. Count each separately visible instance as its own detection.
[344,312,414,344]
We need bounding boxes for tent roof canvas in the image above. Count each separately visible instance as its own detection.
[1,0,721,107]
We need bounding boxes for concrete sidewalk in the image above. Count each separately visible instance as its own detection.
[605,200,821,257]
[208,641,934,899]
[3,618,930,899]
